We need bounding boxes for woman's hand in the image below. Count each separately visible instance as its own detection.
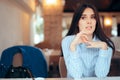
[86,41,108,50]
[70,32,88,51]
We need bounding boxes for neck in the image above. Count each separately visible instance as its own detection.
[86,34,93,41]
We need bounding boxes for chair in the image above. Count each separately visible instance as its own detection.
[12,53,23,67]
[110,37,120,51]
[59,57,67,77]
[0,45,48,78]
[109,37,120,76]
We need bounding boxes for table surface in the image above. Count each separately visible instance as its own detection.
[42,49,61,71]
[0,77,120,80]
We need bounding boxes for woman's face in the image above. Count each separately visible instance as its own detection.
[78,8,96,35]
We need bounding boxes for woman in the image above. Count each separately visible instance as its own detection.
[61,3,115,78]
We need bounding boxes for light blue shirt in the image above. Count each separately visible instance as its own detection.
[62,35,113,78]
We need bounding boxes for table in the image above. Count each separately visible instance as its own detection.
[0,77,120,80]
[42,49,61,71]
[116,49,120,52]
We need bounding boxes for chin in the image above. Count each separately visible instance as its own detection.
[86,32,93,35]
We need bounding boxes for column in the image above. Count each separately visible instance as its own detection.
[42,0,65,49]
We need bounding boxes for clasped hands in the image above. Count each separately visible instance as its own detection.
[70,32,108,52]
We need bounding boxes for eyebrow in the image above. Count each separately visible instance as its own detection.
[82,14,95,16]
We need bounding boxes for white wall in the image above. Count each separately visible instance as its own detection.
[0,0,35,56]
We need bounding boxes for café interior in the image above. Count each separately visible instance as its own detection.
[0,0,120,78]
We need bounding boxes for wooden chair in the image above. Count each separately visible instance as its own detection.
[13,53,23,67]
[59,57,67,77]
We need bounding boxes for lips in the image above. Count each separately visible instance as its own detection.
[86,26,92,30]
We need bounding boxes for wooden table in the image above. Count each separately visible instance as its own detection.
[42,49,61,67]
[42,49,61,77]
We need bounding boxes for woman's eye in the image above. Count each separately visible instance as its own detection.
[81,17,85,19]
[91,15,95,19]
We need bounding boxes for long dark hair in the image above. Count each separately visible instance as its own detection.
[66,3,115,55]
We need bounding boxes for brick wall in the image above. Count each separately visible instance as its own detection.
[35,0,64,49]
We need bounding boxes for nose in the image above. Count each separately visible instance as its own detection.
[87,18,92,24]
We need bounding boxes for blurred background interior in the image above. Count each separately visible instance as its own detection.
[0,0,120,78]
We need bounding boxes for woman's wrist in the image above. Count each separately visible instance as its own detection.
[70,42,77,52]
[101,42,108,50]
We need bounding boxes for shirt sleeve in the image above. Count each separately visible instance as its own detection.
[61,36,84,78]
[95,47,113,78]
